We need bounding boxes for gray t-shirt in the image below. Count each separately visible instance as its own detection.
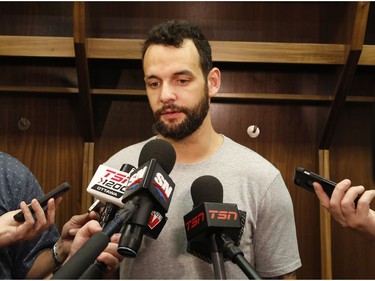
[105,135,301,279]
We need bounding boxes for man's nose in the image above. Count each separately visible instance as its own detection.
[160,84,176,103]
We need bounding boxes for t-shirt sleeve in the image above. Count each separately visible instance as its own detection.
[253,173,302,277]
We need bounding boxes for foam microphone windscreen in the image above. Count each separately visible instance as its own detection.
[191,175,224,207]
[138,139,176,174]
[185,175,246,264]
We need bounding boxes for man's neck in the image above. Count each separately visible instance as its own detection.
[159,122,223,164]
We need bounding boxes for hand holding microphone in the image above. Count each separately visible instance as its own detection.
[80,139,174,278]
[67,220,124,278]
[52,139,176,279]
[52,197,139,279]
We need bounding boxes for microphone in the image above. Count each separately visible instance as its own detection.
[117,138,176,257]
[184,176,244,261]
[98,164,137,228]
[184,175,234,279]
[184,175,261,280]
[80,164,136,279]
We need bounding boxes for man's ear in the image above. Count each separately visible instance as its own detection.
[207,67,221,98]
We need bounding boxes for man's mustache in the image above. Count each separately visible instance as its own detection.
[155,105,188,118]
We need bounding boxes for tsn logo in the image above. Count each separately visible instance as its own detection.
[185,209,238,231]
[97,168,132,192]
[209,210,238,220]
[103,168,131,184]
[185,212,205,232]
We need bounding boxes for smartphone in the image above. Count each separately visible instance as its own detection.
[13,181,71,222]
[294,167,360,206]
[294,167,337,197]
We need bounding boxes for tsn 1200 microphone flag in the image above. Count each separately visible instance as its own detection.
[87,163,135,208]
[86,142,171,238]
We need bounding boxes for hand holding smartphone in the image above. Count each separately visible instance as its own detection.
[13,181,71,222]
[294,167,360,206]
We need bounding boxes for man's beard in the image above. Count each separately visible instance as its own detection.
[153,91,210,141]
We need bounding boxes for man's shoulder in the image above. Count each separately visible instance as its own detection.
[220,135,280,177]
[222,136,273,162]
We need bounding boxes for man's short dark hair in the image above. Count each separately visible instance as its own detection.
[142,20,213,78]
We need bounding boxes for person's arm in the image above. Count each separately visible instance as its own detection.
[25,248,58,279]
[61,219,123,279]
[26,211,97,279]
[27,210,123,279]
[313,179,375,240]
[0,198,60,248]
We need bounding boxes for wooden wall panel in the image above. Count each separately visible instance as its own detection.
[210,102,326,278]
[0,2,73,36]
[85,2,349,43]
[329,103,375,279]
[95,99,155,165]
[0,94,84,231]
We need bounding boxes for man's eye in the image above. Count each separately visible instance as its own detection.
[177,79,189,85]
[148,81,160,88]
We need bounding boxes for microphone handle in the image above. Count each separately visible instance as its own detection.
[210,233,227,280]
[83,202,120,278]
[100,203,120,228]
[79,261,106,279]
[52,232,109,279]
[232,254,262,280]
[220,234,262,280]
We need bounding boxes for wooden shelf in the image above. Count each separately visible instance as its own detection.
[0,85,79,94]
[0,36,74,57]
[359,45,375,65]
[1,35,375,66]
[1,85,373,104]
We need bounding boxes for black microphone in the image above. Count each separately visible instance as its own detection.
[184,175,233,279]
[117,138,176,257]
[184,175,261,280]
